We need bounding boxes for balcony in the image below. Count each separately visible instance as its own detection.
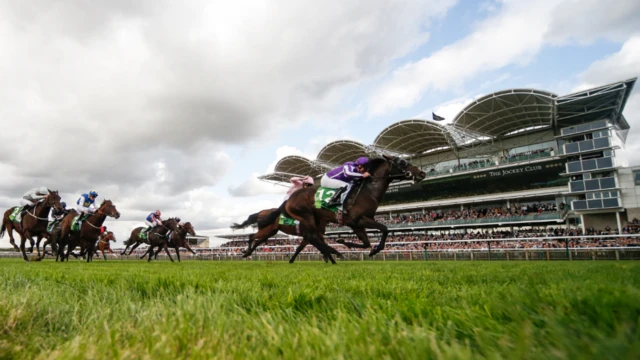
[568,176,617,193]
[560,120,608,137]
[423,151,553,178]
[571,197,621,211]
[563,137,611,155]
[565,157,614,174]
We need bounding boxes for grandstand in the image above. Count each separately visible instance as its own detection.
[219,78,640,255]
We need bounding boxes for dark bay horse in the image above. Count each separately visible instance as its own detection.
[58,200,120,262]
[261,156,426,263]
[0,191,63,261]
[121,219,177,256]
[138,218,181,262]
[231,208,340,263]
[143,221,197,262]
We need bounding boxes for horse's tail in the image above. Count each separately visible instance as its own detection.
[123,238,133,246]
[0,222,6,238]
[230,212,261,230]
[257,203,285,229]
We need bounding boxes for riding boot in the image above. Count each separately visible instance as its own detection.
[326,186,347,206]
[144,226,152,235]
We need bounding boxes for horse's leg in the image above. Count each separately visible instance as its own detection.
[289,238,310,264]
[336,227,372,249]
[18,231,29,262]
[7,224,20,251]
[128,242,142,256]
[144,245,154,261]
[174,246,181,262]
[163,243,174,262]
[300,216,335,264]
[353,217,389,257]
[243,228,274,258]
[35,234,44,257]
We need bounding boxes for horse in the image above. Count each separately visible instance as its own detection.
[121,218,176,256]
[94,231,116,260]
[58,200,120,262]
[143,221,197,262]
[0,191,63,262]
[231,209,340,263]
[260,156,426,263]
[138,218,181,262]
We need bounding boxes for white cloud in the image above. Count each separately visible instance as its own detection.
[368,0,640,116]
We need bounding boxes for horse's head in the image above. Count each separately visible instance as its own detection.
[46,190,63,211]
[382,155,426,183]
[182,222,196,237]
[106,231,116,243]
[98,200,121,219]
[163,218,180,232]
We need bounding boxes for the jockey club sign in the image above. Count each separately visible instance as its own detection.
[488,165,543,177]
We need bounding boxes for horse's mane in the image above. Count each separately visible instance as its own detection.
[100,199,112,206]
[366,157,387,173]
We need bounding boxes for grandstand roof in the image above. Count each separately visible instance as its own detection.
[316,140,369,166]
[373,119,455,156]
[556,78,636,129]
[258,155,326,184]
[452,89,557,138]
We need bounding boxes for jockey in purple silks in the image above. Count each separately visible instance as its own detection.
[321,157,371,206]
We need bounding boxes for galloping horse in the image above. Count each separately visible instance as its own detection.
[121,218,176,256]
[58,200,120,262]
[138,218,181,262]
[143,221,197,262]
[94,231,116,260]
[0,191,63,261]
[260,156,426,263]
[231,209,340,263]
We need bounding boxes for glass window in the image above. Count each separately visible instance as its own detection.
[570,181,585,192]
[582,159,597,171]
[610,191,619,197]
[585,179,600,191]
[565,142,580,154]
[592,120,607,130]
[562,127,577,136]
[587,199,603,209]
[577,124,591,133]
[600,177,616,189]
[579,140,595,152]
[603,198,619,208]
[594,192,602,199]
[586,193,595,199]
[594,137,610,149]
[567,161,582,173]
[597,157,613,169]
[583,173,592,180]
[604,150,613,157]
[634,171,640,186]
[572,200,588,210]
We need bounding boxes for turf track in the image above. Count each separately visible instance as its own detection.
[0,260,639,359]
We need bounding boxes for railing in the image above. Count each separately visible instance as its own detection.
[328,210,568,232]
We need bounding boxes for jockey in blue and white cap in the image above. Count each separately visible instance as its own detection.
[76,191,98,215]
[321,157,371,206]
[144,210,163,234]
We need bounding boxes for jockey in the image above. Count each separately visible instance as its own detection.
[144,210,163,235]
[283,176,314,201]
[48,202,68,230]
[75,191,98,228]
[17,187,50,221]
[322,157,371,206]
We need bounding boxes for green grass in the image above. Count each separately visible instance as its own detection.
[0,260,639,359]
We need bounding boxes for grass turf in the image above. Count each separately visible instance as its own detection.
[0,260,639,359]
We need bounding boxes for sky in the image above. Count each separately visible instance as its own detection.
[1,0,640,248]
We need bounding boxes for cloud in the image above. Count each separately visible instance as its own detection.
[368,0,640,116]
[0,0,458,247]
[228,173,287,198]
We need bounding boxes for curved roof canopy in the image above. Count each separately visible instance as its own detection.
[373,119,454,156]
[316,140,369,166]
[453,89,557,137]
[258,155,325,184]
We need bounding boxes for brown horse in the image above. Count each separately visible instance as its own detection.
[139,218,181,262]
[0,191,63,261]
[121,219,176,256]
[144,221,197,262]
[261,156,426,263]
[94,231,116,260]
[58,200,121,262]
[231,208,340,263]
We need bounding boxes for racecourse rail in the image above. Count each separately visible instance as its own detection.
[1,234,639,261]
